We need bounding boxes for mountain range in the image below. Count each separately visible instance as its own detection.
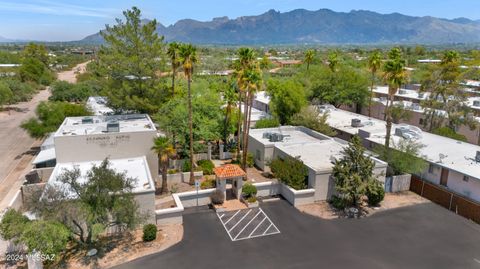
[52,9,480,45]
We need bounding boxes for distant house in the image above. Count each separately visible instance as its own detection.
[272,59,302,67]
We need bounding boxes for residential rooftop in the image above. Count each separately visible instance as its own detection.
[373,86,430,101]
[86,96,114,116]
[322,106,480,180]
[255,91,271,105]
[249,126,386,172]
[44,156,154,199]
[55,114,156,137]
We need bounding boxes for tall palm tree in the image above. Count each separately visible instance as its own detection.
[383,48,407,151]
[167,42,180,96]
[241,65,263,170]
[234,48,255,161]
[178,43,198,184]
[152,136,176,194]
[367,50,382,117]
[304,49,315,71]
[223,79,238,144]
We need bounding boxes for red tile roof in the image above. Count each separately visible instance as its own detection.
[214,164,246,179]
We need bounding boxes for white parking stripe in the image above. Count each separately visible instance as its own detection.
[224,210,241,225]
[216,208,280,241]
[228,209,252,232]
[262,224,273,235]
[217,212,235,241]
[234,210,262,240]
[259,208,280,234]
[248,216,267,237]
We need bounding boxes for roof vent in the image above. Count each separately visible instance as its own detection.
[351,118,363,127]
[107,121,120,132]
[395,125,422,140]
[82,117,94,124]
[262,132,272,139]
[269,133,284,142]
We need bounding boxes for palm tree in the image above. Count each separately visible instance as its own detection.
[304,49,315,70]
[167,42,180,96]
[328,51,339,72]
[223,79,238,144]
[383,48,407,150]
[367,50,382,117]
[152,136,176,194]
[241,65,263,170]
[234,48,255,161]
[178,43,198,184]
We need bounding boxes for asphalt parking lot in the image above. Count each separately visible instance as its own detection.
[116,200,480,269]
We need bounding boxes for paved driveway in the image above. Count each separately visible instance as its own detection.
[116,200,480,269]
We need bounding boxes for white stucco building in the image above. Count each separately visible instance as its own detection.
[323,106,480,203]
[248,126,387,201]
[34,114,159,223]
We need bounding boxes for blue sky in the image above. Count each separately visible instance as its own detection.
[1,0,479,41]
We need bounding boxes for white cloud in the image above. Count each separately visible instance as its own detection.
[0,0,120,18]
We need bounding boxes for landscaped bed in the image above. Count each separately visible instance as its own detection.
[298,191,429,220]
[51,224,183,269]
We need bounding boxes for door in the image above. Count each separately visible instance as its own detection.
[440,168,449,187]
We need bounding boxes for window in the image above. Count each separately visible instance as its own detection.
[428,164,435,174]
[463,176,470,182]
[419,118,424,125]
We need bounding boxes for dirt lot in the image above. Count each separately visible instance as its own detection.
[0,62,90,211]
[298,191,429,220]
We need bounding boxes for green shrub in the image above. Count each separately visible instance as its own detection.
[197,159,215,175]
[247,196,257,203]
[432,127,468,142]
[182,161,192,172]
[182,160,202,172]
[247,153,254,168]
[142,224,157,242]
[366,180,385,206]
[329,195,347,210]
[210,189,224,205]
[253,117,280,129]
[201,178,216,189]
[242,182,257,198]
[270,157,308,190]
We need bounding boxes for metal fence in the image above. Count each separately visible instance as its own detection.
[410,176,480,224]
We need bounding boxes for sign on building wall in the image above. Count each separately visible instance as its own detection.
[85,134,131,148]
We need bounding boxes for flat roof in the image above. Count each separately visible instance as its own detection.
[32,148,56,164]
[86,96,114,116]
[372,99,480,122]
[45,156,154,199]
[323,107,480,180]
[255,91,271,105]
[55,114,156,137]
[249,126,385,172]
[374,86,430,101]
[240,104,270,122]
